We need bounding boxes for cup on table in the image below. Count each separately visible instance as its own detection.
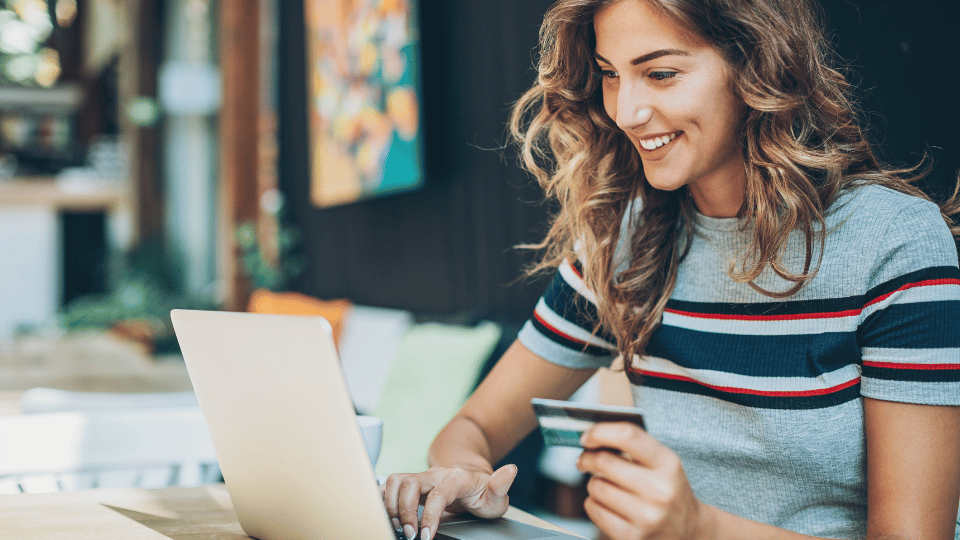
[356,415,383,466]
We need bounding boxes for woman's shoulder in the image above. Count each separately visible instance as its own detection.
[828,183,958,285]
[828,183,948,236]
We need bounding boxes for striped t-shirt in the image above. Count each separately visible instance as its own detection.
[518,185,960,538]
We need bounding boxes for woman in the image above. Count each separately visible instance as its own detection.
[383,0,960,538]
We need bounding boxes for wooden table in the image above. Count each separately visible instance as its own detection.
[0,484,574,540]
[0,331,193,415]
[0,176,123,210]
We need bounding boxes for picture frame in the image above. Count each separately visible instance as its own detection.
[304,0,424,208]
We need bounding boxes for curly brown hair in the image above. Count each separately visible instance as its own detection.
[509,0,960,379]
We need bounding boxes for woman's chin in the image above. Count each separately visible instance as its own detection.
[644,176,688,193]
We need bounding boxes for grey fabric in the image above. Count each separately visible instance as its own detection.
[520,185,960,537]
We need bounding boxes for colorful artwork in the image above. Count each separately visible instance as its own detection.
[305,0,423,208]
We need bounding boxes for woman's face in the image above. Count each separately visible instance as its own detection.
[594,0,746,216]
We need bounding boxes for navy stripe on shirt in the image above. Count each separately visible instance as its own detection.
[530,313,613,358]
[858,301,960,349]
[862,364,960,383]
[541,269,615,344]
[634,370,862,409]
[863,266,960,306]
[647,326,860,378]
[666,297,863,319]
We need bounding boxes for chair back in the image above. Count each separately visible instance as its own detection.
[0,406,219,494]
[19,387,199,413]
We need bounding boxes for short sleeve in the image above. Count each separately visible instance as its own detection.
[858,197,960,405]
[518,258,618,369]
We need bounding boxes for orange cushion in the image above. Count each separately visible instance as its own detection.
[247,289,352,347]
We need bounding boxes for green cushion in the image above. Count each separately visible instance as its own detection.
[373,321,501,475]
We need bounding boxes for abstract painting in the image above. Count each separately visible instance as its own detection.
[305,0,423,208]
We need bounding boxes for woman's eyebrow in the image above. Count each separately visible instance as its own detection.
[594,49,690,66]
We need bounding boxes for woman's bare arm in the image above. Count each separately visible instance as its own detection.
[384,340,598,540]
[865,398,960,539]
[428,340,598,469]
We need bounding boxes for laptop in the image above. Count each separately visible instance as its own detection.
[170,309,583,540]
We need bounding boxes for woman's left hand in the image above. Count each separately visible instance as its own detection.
[576,422,716,540]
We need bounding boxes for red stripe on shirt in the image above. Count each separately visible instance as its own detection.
[864,278,960,308]
[665,308,861,321]
[664,278,959,321]
[863,360,960,371]
[534,309,588,346]
[635,370,861,397]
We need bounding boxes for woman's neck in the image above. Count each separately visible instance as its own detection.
[688,168,747,218]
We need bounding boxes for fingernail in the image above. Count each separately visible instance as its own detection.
[404,524,416,540]
[422,527,432,540]
[579,432,588,446]
[392,518,401,531]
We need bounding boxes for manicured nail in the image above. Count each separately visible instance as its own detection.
[392,518,401,531]
[422,527,432,540]
[404,524,416,540]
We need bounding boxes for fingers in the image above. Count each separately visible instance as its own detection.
[418,464,516,539]
[380,474,406,530]
[398,474,428,538]
[577,446,675,500]
[583,487,649,540]
[383,472,434,537]
[577,425,708,539]
[583,470,663,522]
[488,463,518,498]
[580,421,672,469]
[382,473,408,529]
[466,464,517,519]
[383,465,517,540]
[418,467,478,540]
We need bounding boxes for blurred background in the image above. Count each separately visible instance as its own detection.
[0,0,956,523]
[0,0,957,344]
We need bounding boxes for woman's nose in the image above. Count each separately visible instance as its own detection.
[616,84,652,131]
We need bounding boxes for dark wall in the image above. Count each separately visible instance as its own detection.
[279,0,556,324]
[278,0,960,324]
[820,0,960,200]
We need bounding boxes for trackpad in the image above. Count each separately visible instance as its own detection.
[437,519,567,540]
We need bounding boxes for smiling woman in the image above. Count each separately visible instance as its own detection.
[380,1,960,539]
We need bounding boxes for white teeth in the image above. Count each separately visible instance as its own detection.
[639,132,679,151]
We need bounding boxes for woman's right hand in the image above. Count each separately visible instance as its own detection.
[382,463,518,540]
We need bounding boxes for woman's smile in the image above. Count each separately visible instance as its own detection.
[637,130,681,152]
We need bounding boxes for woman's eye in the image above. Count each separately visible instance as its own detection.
[599,69,618,80]
[649,71,677,81]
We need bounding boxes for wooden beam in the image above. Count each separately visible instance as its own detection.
[117,0,164,245]
[257,0,281,269]
[218,0,262,310]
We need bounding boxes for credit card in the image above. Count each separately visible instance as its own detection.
[531,398,646,448]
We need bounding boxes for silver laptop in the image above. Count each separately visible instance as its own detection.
[170,309,582,540]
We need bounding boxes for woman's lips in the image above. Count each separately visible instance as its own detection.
[638,130,682,151]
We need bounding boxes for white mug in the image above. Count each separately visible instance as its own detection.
[356,415,383,466]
